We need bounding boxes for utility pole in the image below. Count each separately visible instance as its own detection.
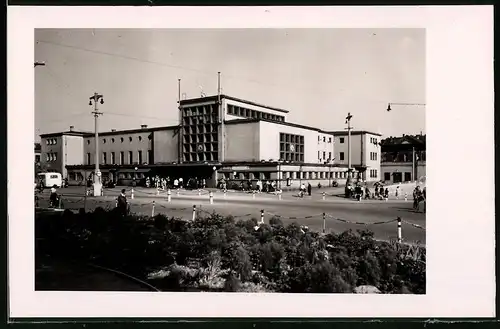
[89,92,104,196]
[34,61,45,67]
[345,112,353,180]
[178,78,183,164]
[217,72,224,163]
[412,146,417,184]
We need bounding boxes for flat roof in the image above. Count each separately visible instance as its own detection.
[179,94,290,114]
[327,130,383,137]
[40,130,93,138]
[225,118,336,134]
[40,125,178,138]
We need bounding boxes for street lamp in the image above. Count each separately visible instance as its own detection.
[386,102,425,112]
[133,166,138,187]
[345,112,353,183]
[34,61,45,67]
[277,159,284,190]
[89,92,104,196]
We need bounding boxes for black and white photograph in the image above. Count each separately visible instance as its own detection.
[8,6,494,319]
[33,27,426,294]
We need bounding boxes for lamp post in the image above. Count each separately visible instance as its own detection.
[89,92,104,196]
[134,166,138,187]
[345,112,353,183]
[277,159,284,190]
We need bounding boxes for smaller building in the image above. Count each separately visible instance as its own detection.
[39,126,92,179]
[327,130,383,182]
[380,133,426,184]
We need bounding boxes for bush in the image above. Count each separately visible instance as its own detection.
[35,208,425,294]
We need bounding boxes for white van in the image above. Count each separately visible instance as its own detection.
[38,172,63,188]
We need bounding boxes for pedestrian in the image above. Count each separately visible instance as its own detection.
[173,178,179,189]
[116,188,128,216]
[299,183,306,197]
[256,179,262,193]
[179,177,184,189]
[413,186,421,210]
[49,185,59,208]
[307,182,312,196]
[384,188,389,199]
[374,186,379,198]
[395,186,400,199]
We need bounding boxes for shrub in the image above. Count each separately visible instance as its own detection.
[35,208,425,294]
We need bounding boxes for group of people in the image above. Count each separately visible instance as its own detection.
[412,185,426,213]
[299,182,313,197]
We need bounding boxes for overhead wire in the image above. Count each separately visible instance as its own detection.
[36,39,400,106]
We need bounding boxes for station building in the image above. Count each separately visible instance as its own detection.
[39,94,382,188]
[380,134,426,184]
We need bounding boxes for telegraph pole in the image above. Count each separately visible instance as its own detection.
[89,92,104,196]
[178,78,183,164]
[217,71,224,163]
[345,112,353,179]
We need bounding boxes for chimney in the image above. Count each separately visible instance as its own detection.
[69,125,74,132]
[111,129,116,132]
[141,124,148,129]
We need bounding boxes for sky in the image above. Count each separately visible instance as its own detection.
[34,28,425,140]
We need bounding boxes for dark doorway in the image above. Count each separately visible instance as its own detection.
[393,172,402,183]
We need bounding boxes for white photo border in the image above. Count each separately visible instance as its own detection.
[7,5,495,318]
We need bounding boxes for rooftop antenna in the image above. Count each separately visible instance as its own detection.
[199,86,206,98]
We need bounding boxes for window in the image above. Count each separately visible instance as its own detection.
[279,132,304,162]
[323,136,326,142]
[103,138,106,144]
[318,136,321,141]
[129,137,133,142]
[370,169,378,178]
[384,172,391,181]
[128,151,133,164]
[328,152,332,160]
[323,151,326,160]
[120,137,124,143]
[102,152,107,164]
[328,137,332,143]
[318,151,320,160]
[404,172,412,182]
[87,140,90,145]
[53,153,57,161]
[340,137,345,143]
[339,152,345,161]
[138,136,142,141]
[86,153,91,165]
[111,152,116,164]
[111,138,115,143]
[228,105,233,114]
[120,151,124,165]
[138,150,143,164]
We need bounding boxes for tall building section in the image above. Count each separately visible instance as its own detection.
[39,94,382,188]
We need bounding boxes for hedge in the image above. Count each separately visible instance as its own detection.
[36,207,425,293]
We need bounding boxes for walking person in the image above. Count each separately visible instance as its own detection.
[173,178,179,190]
[49,185,60,208]
[412,186,421,211]
[299,183,306,198]
[384,187,389,199]
[116,189,128,216]
[395,186,400,199]
[307,182,312,196]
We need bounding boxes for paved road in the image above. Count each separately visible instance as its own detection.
[36,186,426,244]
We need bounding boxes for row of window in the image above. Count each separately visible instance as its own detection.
[86,150,149,165]
[86,135,149,145]
[317,151,333,161]
[227,104,285,122]
[45,138,58,145]
[370,152,378,161]
[222,170,351,181]
[45,152,58,162]
[370,137,379,144]
[318,136,333,143]
[369,169,378,178]
[68,171,146,181]
[384,172,412,182]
